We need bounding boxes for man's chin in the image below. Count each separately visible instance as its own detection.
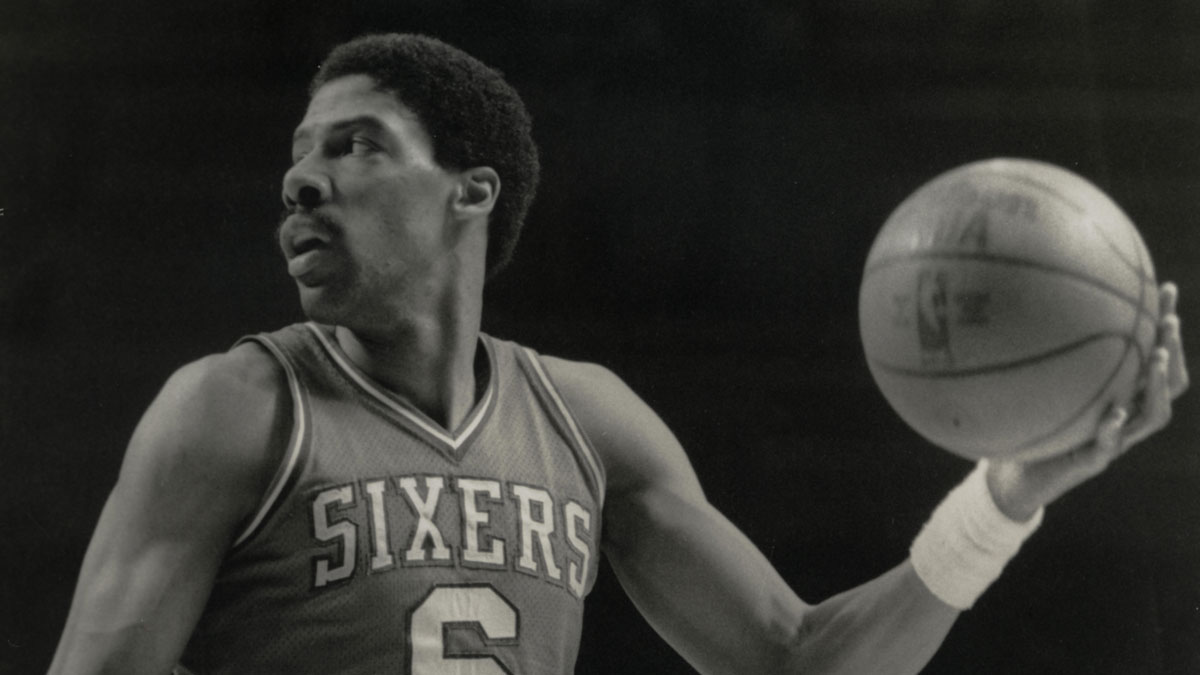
[296,286,346,325]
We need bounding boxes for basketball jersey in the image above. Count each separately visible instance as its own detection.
[179,323,606,674]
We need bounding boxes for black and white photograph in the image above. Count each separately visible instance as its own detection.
[3,2,1198,673]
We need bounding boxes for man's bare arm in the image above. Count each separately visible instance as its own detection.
[546,358,957,674]
[48,344,288,675]
[543,288,1184,675]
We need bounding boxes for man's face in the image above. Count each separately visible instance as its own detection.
[280,74,458,332]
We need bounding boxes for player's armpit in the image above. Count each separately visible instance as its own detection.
[47,344,289,675]
[543,357,959,675]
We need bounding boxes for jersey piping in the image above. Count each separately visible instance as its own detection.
[232,335,313,548]
[517,347,606,509]
[306,322,497,456]
[182,324,605,674]
[228,326,602,549]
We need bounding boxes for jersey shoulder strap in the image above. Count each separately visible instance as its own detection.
[229,324,315,548]
[503,338,607,509]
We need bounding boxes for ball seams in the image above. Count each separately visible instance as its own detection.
[867,330,1151,380]
[863,250,1156,313]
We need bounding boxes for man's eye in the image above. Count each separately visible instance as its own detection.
[349,138,376,155]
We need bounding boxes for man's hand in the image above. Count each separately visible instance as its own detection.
[986,282,1190,522]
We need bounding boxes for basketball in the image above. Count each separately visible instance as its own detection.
[858,158,1159,461]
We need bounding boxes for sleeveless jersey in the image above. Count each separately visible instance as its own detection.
[180,323,606,674]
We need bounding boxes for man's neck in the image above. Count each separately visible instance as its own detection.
[333,303,483,431]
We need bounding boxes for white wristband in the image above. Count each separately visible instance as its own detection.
[910,460,1044,609]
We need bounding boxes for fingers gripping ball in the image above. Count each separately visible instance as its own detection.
[859,158,1158,461]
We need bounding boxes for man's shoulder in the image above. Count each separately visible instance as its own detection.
[536,353,627,405]
[534,354,649,446]
[125,339,290,488]
[483,334,628,408]
[534,351,704,499]
[166,340,287,414]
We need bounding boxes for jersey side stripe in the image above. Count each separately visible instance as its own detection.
[232,335,310,548]
[520,348,606,507]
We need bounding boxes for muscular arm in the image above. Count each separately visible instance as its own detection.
[545,284,1185,674]
[545,358,957,675]
[48,344,288,675]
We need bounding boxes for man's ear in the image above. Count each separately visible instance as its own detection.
[454,166,500,218]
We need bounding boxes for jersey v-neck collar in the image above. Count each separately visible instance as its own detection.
[305,322,497,460]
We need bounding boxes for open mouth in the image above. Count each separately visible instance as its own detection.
[281,216,336,281]
[292,234,327,257]
[280,212,335,261]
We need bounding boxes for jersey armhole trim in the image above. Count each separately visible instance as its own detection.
[519,347,606,509]
[231,334,311,549]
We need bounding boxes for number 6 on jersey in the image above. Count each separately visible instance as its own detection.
[408,585,519,674]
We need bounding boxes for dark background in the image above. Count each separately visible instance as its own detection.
[3,1,1200,673]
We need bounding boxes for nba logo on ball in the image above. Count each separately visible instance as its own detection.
[859,158,1158,461]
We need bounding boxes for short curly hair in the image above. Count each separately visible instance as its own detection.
[310,33,540,280]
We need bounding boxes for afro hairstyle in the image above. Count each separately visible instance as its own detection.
[310,33,540,279]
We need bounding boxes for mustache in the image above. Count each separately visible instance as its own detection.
[277,207,341,235]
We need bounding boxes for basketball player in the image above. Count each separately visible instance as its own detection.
[48,34,1188,674]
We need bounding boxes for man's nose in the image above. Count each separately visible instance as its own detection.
[282,157,331,209]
